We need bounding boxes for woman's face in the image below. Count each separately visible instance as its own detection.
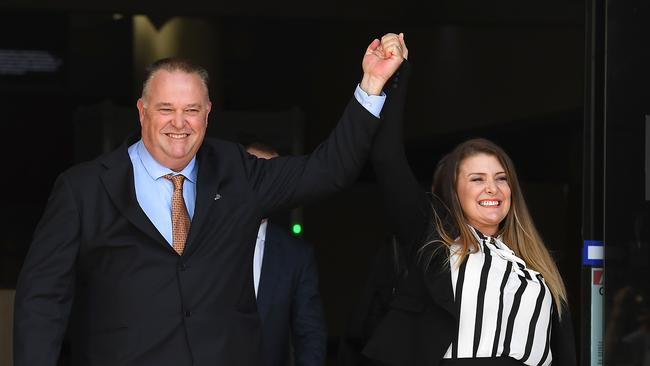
[456,153,511,236]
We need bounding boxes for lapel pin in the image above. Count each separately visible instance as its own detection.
[214,193,222,200]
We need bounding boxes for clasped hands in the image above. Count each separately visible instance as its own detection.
[360,32,408,96]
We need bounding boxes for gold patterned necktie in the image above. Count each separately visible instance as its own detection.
[163,174,190,255]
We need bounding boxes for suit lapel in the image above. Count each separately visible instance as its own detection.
[422,200,458,319]
[99,142,171,251]
[423,252,457,319]
[257,224,281,322]
[184,146,222,254]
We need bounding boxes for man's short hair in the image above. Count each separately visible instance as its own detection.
[245,141,279,157]
[141,57,210,100]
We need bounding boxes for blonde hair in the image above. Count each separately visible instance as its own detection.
[428,138,568,316]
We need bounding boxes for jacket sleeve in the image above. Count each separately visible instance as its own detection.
[14,173,80,366]
[369,61,432,258]
[242,93,381,217]
[291,243,327,366]
[551,303,578,366]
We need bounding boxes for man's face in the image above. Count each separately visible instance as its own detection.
[137,70,211,171]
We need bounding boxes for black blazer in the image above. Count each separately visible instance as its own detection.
[363,62,577,366]
[13,97,380,366]
[338,236,407,366]
[257,223,326,366]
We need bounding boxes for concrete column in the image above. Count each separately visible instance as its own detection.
[133,15,222,107]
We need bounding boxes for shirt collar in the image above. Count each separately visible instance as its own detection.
[468,225,535,277]
[136,139,198,183]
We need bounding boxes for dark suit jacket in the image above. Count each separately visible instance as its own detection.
[338,236,406,366]
[257,223,326,366]
[363,62,577,366]
[13,97,379,366]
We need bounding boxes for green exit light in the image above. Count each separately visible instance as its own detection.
[292,223,302,235]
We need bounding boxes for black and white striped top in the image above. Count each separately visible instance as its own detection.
[443,227,553,366]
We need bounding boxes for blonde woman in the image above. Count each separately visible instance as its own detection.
[363,36,576,366]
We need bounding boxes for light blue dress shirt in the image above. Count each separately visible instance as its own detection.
[354,84,386,118]
[128,86,384,247]
[128,140,197,246]
[253,220,267,297]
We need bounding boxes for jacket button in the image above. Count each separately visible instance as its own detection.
[185,310,193,317]
[179,263,188,271]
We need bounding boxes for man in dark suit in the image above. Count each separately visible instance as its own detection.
[247,143,327,366]
[13,33,407,366]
